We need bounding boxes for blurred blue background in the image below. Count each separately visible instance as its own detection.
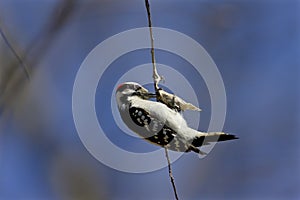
[0,0,299,199]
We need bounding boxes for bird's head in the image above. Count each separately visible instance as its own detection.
[116,82,150,107]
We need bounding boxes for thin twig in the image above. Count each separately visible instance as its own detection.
[164,147,180,200]
[144,1,179,200]
[144,0,161,92]
[0,25,30,80]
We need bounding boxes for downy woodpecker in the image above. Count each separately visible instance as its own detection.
[116,82,237,154]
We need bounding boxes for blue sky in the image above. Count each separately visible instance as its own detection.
[0,0,299,199]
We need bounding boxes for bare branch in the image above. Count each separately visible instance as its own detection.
[164,147,180,200]
[145,1,179,200]
[144,0,162,93]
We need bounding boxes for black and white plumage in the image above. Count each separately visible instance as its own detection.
[116,82,238,155]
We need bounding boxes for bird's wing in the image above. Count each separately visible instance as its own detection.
[129,106,199,152]
[128,105,178,145]
[130,97,187,132]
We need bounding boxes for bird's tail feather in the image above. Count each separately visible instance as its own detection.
[191,132,238,147]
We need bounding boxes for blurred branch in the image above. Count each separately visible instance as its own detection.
[0,0,77,117]
[0,25,30,79]
[0,1,105,200]
[23,0,77,69]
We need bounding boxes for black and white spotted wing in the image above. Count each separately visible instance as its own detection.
[129,107,151,127]
[128,106,191,152]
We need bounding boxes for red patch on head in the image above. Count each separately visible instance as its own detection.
[117,83,123,89]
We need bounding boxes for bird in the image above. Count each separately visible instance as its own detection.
[115,82,238,155]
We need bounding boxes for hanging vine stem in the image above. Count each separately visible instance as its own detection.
[144,1,179,200]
